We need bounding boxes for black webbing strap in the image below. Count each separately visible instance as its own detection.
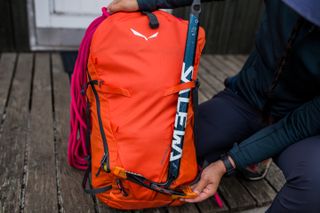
[82,100,112,195]
[142,11,159,29]
[82,159,112,195]
[87,74,110,173]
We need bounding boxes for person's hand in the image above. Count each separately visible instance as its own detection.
[182,160,227,203]
[107,0,139,14]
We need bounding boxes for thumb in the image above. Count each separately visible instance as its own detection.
[192,177,208,195]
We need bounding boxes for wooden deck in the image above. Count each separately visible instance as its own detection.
[0,53,285,213]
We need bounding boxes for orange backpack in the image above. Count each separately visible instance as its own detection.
[69,8,205,210]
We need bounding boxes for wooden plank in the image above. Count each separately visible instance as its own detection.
[196,196,229,213]
[0,53,33,212]
[225,55,244,68]
[236,55,248,63]
[240,205,270,213]
[198,74,217,98]
[215,55,240,74]
[219,176,256,211]
[198,58,213,103]
[203,55,235,77]
[24,53,58,212]
[52,54,96,212]
[198,65,225,93]
[230,55,250,71]
[97,200,132,213]
[134,208,167,213]
[102,203,168,213]
[198,65,225,97]
[0,53,16,119]
[202,58,230,82]
[200,57,228,83]
[238,179,276,207]
[198,90,208,104]
[265,163,285,192]
[198,59,228,103]
[167,203,199,213]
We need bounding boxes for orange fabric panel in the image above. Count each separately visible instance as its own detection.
[87,11,205,209]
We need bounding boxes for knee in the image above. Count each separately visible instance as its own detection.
[287,163,320,189]
[278,137,320,192]
[269,167,320,212]
[286,163,320,201]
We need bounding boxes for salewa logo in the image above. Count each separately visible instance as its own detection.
[169,63,194,162]
[130,28,159,41]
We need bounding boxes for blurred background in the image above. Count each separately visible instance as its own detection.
[0,0,263,54]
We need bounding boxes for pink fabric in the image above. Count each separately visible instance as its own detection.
[68,8,110,170]
[214,193,224,208]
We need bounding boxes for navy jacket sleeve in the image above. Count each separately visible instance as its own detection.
[137,0,218,11]
[229,96,320,169]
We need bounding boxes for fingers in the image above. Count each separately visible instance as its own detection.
[191,177,208,195]
[184,184,216,203]
[108,0,122,14]
[181,162,224,203]
[107,0,139,14]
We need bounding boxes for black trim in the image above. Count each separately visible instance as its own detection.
[81,92,112,195]
[192,79,200,148]
[87,74,110,173]
[125,172,185,196]
[82,158,112,195]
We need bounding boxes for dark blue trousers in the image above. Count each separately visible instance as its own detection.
[197,88,320,212]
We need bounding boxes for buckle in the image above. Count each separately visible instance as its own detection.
[171,186,197,199]
[112,167,197,199]
[113,167,127,179]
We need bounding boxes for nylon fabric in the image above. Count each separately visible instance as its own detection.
[70,10,205,209]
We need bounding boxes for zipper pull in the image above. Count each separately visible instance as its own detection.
[95,153,110,177]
